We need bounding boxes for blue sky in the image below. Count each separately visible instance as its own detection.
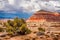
[0,0,60,19]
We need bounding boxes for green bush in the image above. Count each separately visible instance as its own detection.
[5,17,31,35]
[19,24,31,35]
[25,29,31,34]
[38,28,45,32]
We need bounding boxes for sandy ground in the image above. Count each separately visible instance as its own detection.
[0,33,58,40]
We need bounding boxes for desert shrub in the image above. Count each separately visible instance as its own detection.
[5,17,31,35]
[0,27,4,32]
[38,28,45,32]
[25,29,31,34]
[19,24,31,35]
[37,28,45,36]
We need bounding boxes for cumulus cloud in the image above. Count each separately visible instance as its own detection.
[0,0,60,13]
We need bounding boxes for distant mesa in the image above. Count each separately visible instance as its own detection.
[26,10,60,22]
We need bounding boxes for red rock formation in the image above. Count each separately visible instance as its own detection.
[28,10,60,22]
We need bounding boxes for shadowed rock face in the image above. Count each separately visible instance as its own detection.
[28,10,60,22]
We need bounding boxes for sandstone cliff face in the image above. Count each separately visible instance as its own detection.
[27,10,60,22]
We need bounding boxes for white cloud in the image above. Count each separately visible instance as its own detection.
[8,0,15,5]
[0,0,60,13]
[0,2,4,9]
